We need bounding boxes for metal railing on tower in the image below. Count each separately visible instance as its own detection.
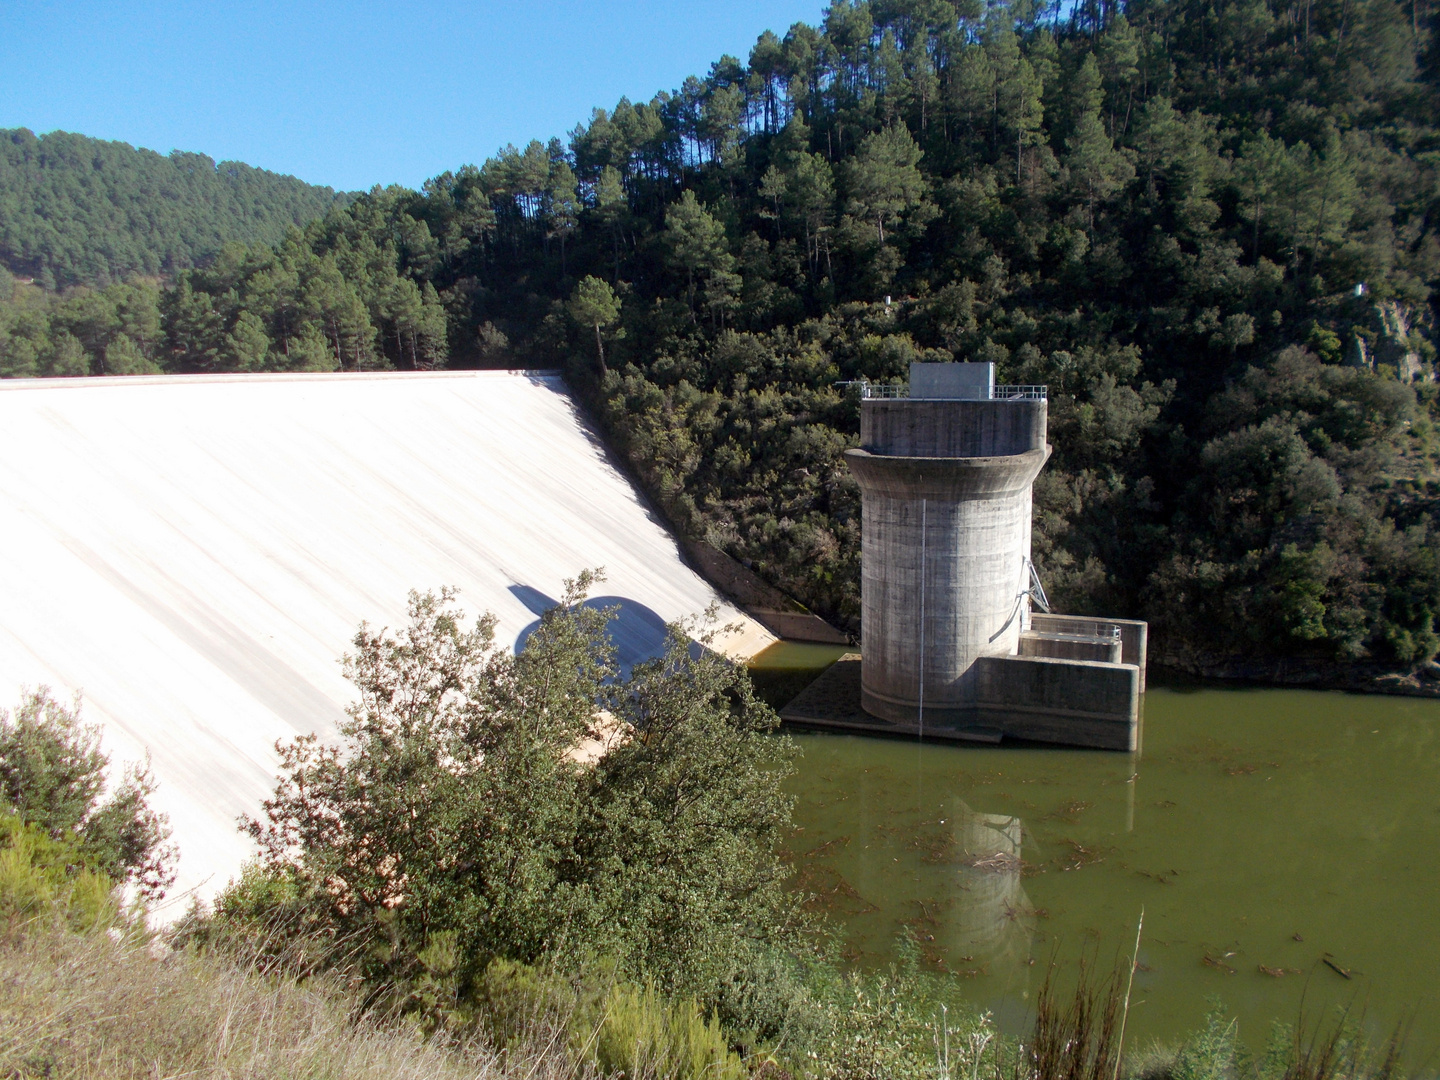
[836,379,1047,400]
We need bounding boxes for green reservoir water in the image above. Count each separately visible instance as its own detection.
[751,646,1440,1049]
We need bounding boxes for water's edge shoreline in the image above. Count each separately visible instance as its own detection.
[1151,656,1440,697]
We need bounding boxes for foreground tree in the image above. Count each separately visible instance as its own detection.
[239,573,803,1012]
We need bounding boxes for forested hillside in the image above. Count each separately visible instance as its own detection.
[4,0,1440,676]
[0,128,349,288]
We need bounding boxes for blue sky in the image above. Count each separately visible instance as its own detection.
[1,1,827,192]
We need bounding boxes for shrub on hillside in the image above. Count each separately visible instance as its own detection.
[473,958,747,1080]
[0,813,118,932]
[0,688,175,898]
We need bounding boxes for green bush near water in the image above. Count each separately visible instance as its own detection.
[424,955,747,1080]
[591,981,746,1080]
[193,573,809,1030]
[1130,1007,1406,1080]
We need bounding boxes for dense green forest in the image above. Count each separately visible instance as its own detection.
[0,128,349,288]
[4,0,1440,675]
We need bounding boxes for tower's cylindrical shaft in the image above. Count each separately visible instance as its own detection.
[845,398,1049,727]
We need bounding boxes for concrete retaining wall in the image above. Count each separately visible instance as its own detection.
[974,654,1139,751]
[1018,630,1122,663]
[779,653,1141,752]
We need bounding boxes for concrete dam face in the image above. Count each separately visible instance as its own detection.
[0,371,773,905]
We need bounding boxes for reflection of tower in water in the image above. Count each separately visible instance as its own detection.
[945,802,1033,986]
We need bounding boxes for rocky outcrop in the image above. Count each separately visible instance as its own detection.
[1375,301,1426,382]
[1344,301,1430,382]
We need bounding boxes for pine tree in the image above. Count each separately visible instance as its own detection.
[664,191,734,319]
[547,160,580,277]
[845,125,926,246]
[1064,53,1134,229]
[568,275,621,375]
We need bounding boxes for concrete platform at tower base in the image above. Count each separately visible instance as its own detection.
[779,655,1140,751]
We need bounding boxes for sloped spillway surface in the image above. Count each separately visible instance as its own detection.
[0,371,772,907]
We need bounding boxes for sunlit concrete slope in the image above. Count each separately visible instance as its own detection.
[0,371,774,908]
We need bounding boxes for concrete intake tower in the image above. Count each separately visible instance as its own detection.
[783,362,1147,751]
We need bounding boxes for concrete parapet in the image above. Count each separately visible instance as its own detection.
[862,399,1047,457]
[910,361,994,400]
[1029,613,1148,690]
[973,655,1140,751]
[844,448,1050,500]
[1018,629,1122,664]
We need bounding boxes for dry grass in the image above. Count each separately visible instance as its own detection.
[0,923,581,1080]
[1022,956,1123,1080]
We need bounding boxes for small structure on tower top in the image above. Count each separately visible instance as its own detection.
[782,362,1147,751]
